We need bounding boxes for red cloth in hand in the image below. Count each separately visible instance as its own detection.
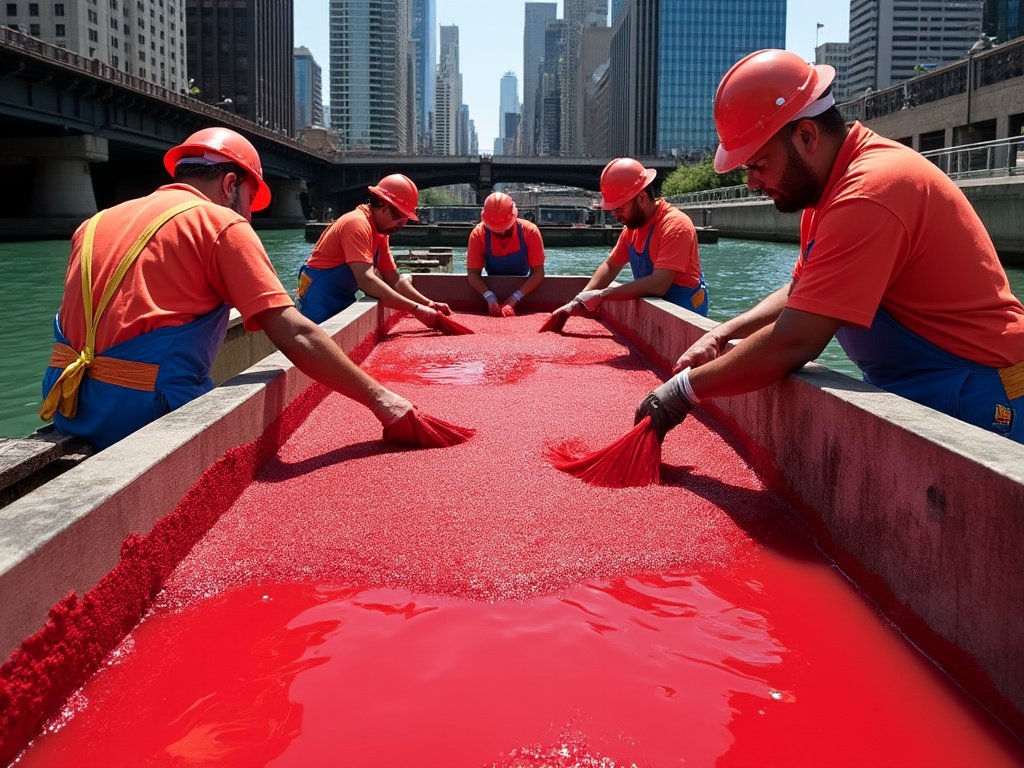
[434,314,475,335]
[538,312,569,333]
[545,416,661,488]
[382,409,476,448]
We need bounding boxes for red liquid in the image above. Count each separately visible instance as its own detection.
[15,314,1024,766]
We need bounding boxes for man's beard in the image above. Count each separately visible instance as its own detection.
[771,142,821,213]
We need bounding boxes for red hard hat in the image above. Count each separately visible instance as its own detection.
[713,49,836,173]
[600,158,656,210]
[368,174,419,222]
[164,127,272,211]
[480,192,518,232]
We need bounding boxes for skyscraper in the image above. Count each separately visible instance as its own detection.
[434,24,462,155]
[608,0,784,158]
[411,0,436,152]
[495,72,521,155]
[984,0,1024,43]
[847,0,985,95]
[186,0,295,135]
[562,0,609,156]
[329,0,412,153]
[523,3,558,156]
[294,47,324,129]
[816,42,851,104]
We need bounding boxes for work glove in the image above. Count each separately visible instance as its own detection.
[575,289,605,312]
[369,387,413,427]
[634,368,700,441]
[552,299,589,318]
[412,304,441,329]
[483,290,503,317]
[502,290,524,317]
[428,300,452,316]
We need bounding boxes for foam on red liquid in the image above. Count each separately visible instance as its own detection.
[8,313,1024,766]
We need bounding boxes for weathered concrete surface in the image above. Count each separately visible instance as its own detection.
[0,301,381,660]
[602,295,1024,733]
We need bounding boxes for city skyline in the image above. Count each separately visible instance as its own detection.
[294,0,851,154]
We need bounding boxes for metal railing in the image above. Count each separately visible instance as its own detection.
[665,136,1024,206]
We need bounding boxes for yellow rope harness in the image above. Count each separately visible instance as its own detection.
[39,200,207,421]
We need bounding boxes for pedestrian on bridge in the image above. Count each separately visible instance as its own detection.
[296,174,454,331]
[635,49,1024,444]
[546,157,708,328]
[39,127,419,450]
[466,192,546,316]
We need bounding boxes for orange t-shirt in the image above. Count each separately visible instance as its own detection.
[465,219,546,271]
[58,184,292,353]
[305,204,397,274]
[609,199,702,287]
[789,122,1024,367]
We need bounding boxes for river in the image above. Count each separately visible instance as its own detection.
[1,231,1022,439]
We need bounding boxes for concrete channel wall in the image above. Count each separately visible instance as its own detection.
[0,276,1022,740]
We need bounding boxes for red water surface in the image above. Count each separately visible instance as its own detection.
[14,314,1024,766]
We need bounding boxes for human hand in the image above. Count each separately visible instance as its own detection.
[633,369,699,440]
[552,299,588,317]
[483,290,502,316]
[413,304,441,329]
[429,300,452,316]
[575,289,605,312]
[501,290,523,317]
[672,331,724,374]
[501,303,516,317]
[369,387,413,427]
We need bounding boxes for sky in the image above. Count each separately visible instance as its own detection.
[294,1,850,153]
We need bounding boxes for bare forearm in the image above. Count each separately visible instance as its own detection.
[467,270,491,297]
[358,271,419,312]
[515,267,545,297]
[583,260,617,291]
[713,284,792,343]
[599,270,673,301]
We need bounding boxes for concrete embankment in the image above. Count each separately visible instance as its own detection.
[679,175,1024,266]
[0,275,1021,747]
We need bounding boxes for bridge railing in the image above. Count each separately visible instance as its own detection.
[0,27,329,157]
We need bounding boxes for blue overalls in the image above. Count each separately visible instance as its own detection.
[629,226,709,316]
[296,245,380,323]
[484,224,530,276]
[837,309,1023,442]
[40,202,231,450]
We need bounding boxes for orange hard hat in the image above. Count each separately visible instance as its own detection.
[600,158,656,210]
[713,49,836,173]
[368,174,420,222]
[480,192,518,232]
[164,127,272,211]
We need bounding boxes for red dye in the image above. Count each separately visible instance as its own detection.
[546,416,661,488]
[538,311,568,333]
[9,314,1024,765]
[382,408,476,448]
[433,312,475,335]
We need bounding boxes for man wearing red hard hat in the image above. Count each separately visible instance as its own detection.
[41,127,416,449]
[635,49,1024,443]
[547,157,708,325]
[466,191,546,316]
[296,173,452,329]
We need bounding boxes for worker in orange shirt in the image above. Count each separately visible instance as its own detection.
[550,158,708,322]
[635,49,1024,443]
[466,192,546,316]
[296,174,451,329]
[40,127,415,450]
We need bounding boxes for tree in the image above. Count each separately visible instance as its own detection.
[662,157,745,196]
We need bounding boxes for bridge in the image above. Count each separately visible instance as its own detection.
[0,27,675,237]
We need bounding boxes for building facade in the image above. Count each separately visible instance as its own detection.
[984,0,1024,42]
[608,0,784,158]
[847,0,985,95]
[816,41,852,104]
[561,0,608,156]
[411,0,435,153]
[186,0,294,136]
[495,71,520,155]
[294,46,324,129]
[329,0,411,153]
[433,24,461,155]
[1,0,187,91]
[523,2,558,156]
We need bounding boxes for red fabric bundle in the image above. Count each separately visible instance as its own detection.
[538,312,569,333]
[434,314,475,335]
[545,416,661,487]
[383,409,476,448]
[501,304,516,318]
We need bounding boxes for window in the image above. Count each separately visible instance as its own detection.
[29,22,38,34]
[5,4,16,16]
[88,28,97,41]
[55,23,64,35]
[28,3,37,15]
[54,2,64,15]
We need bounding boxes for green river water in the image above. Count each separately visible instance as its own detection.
[2,231,1021,439]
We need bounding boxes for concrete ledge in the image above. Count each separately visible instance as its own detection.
[0,301,380,660]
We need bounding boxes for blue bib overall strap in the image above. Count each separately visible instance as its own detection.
[836,308,1023,442]
[39,201,230,449]
[628,225,709,316]
[296,244,381,323]
[483,223,530,276]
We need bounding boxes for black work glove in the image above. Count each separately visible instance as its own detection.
[634,375,696,441]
